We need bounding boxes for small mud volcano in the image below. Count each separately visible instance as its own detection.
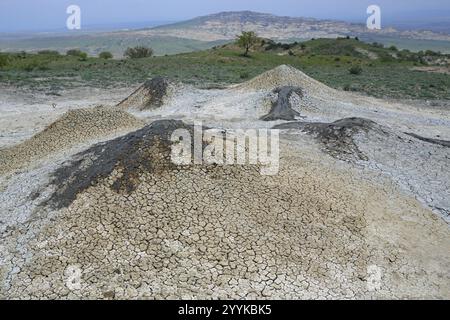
[5,121,450,299]
[261,86,303,121]
[40,120,192,209]
[13,121,376,300]
[117,77,175,110]
[275,117,387,161]
[39,120,227,210]
[0,106,142,174]
[236,65,344,102]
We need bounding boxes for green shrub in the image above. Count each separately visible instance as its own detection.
[240,71,250,79]
[0,54,9,68]
[124,46,153,59]
[78,52,88,61]
[99,51,113,59]
[349,65,363,75]
[38,50,60,55]
[389,45,398,51]
[372,42,384,48]
[66,49,84,57]
[376,51,396,62]
[66,49,88,61]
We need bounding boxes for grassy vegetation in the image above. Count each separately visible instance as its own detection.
[358,36,450,54]
[0,35,229,57]
[0,38,448,100]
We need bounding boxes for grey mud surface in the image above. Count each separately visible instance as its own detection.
[1,65,449,299]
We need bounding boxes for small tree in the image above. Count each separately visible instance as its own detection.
[78,52,88,61]
[124,46,153,59]
[66,49,88,61]
[236,31,258,57]
[99,51,113,59]
[389,45,398,51]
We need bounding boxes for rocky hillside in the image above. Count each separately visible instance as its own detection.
[149,11,450,42]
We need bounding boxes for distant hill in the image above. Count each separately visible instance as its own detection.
[1,11,449,56]
[150,11,450,42]
[220,37,449,65]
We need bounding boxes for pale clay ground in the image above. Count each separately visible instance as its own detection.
[0,66,449,299]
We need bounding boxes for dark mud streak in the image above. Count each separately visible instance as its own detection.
[117,77,170,110]
[274,117,385,161]
[39,120,192,210]
[405,132,450,148]
[261,86,304,121]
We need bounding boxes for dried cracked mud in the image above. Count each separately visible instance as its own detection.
[0,65,449,299]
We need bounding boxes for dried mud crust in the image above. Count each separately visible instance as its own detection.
[1,120,449,299]
[274,117,450,220]
[274,117,387,161]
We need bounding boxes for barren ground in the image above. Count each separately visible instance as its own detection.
[0,66,449,299]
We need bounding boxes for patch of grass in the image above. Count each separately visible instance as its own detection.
[0,54,9,68]
[0,42,449,100]
[66,49,85,57]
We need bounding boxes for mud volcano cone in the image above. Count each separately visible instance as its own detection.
[117,77,175,110]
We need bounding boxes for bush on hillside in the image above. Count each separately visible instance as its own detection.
[99,51,113,59]
[349,65,363,75]
[124,46,154,59]
[66,49,84,57]
[38,50,60,55]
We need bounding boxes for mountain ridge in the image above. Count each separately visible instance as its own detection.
[1,11,449,56]
[146,10,450,42]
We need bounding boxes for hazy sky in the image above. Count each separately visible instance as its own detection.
[0,0,449,32]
